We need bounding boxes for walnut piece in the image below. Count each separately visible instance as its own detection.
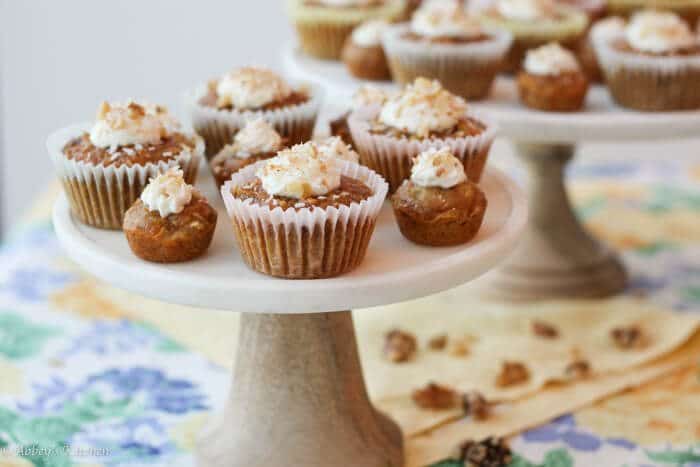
[383,329,417,363]
[428,334,448,351]
[462,391,490,421]
[532,320,559,339]
[456,437,513,467]
[611,325,647,350]
[565,360,591,379]
[495,361,530,388]
[411,382,458,410]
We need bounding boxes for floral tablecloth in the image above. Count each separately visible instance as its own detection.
[0,154,699,467]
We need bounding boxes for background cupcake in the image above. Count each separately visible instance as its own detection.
[479,0,589,71]
[342,20,393,80]
[188,67,321,158]
[382,0,513,99]
[287,0,406,60]
[48,100,203,230]
[594,10,700,110]
[330,85,390,147]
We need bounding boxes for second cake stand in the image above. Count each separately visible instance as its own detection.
[53,167,527,467]
[284,45,700,300]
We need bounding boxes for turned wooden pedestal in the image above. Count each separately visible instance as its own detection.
[483,143,627,300]
[196,312,403,467]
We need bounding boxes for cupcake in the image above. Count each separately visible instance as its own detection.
[392,147,487,246]
[330,85,390,147]
[287,0,406,60]
[210,118,287,188]
[348,77,497,191]
[480,0,589,71]
[517,42,589,111]
[123,169,217,263]
[382,1,513,99]
[342,20,393,80]
[189,67,321,158]
[221,141,388,279]
[594,10,700,111]
[48,100,203,230]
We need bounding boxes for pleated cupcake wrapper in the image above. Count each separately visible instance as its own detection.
[347,108,497,192]
[47,124,203,230]
[221,160,389,279]
[187,83,323,159]
[382,25,513,99]
[595,37,700,111]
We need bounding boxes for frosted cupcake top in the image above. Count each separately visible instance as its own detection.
[316,137,360,164]
[411,1,484,39]
[89,100,178,149]
[523,42,580,75]
[625,10,697,54]
[215,118,283,161]
[411,147,466,189]
[590,16,626,44]
[216,67,293,110]
[379,78,468,138]
[352,85,390,109]
[352,20,389,46]
[140,168,193,217]
[496,0,557,21]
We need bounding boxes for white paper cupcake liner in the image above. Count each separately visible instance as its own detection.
[347,107,497,191]
[382,25,513,99]
[595,36,700,110]
[186,83,323,159]
[221,159,388,279]
[47,123,203,230]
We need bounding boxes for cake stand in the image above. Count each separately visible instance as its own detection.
[52,166,527,467]
[284,45,700,300]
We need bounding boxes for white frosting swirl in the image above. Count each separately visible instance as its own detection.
[625,10,696,54]
[411,2,483,39]
[352,20,389,46]
[379,78,468,138]
[140,168,194,217]
[316,137,360,164]
[231,118,283,158]
[256,142,343,199]
[524,42,580,75]
[216,67,293,110]
[410,147,466,188]
[89,100,172,148]
[496,0,556,21]
[590,16,626,44]
[352,85,389,109]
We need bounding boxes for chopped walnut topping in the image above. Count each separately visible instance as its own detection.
[428,334,448,351]
[383,329,417,363]
[565,360,591,379]
[611,325,647,350]
[412,382,459,410]
[450,334,477,357]
[455,437,513,467]
[532,320,559,339]
[496,361,530,388]
[462,391,490,421]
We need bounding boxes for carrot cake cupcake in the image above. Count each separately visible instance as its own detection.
[330,85,390,147]
[594,10,700,110]
[287,0,406,60]
[480,0,589,71]
[348,77,496,191]
[221,141,388,279]
[392,147,487,246]
[48,100,203,230]
[518,42,589,111]
[382,0,513,99]
[342,20,393,80]
[210,118,287,188]
[123,169,217,263]
[189,67,321,158]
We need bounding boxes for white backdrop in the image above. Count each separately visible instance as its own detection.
[1,0,291,230]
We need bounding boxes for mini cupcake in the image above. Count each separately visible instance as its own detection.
[342,20,393,80]
[48,100,203,230]
[518,42,589,111]
[594,10,700,111]
[348,78,497,191]
[382,1,513,99]
[221,142,388,279]
[330,85,390,147]
[123,169,217,263]
[287,0,406,60]
[480,0,589,71]
[189,67,321,158]
[210,118,287,188]
[392,147,487,246]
